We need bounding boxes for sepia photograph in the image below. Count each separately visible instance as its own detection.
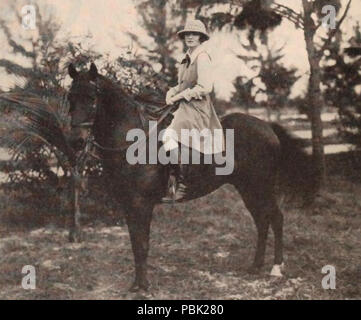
[0,0,360,302]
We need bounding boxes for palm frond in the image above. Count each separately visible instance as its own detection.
[0,91,75,165]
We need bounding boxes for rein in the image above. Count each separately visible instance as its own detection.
[91,102,175,154]
[72,83,177,161]
[70,77,177,166]
[68,77,177,198]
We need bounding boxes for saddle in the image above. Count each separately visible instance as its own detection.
[133,93,187,203]
[134,95,176,132]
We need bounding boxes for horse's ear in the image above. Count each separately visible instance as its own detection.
[68,63,78,79]
[89,62,98,80]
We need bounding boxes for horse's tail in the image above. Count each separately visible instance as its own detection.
[271,123,317,206]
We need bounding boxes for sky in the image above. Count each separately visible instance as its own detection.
[0,0,360,101]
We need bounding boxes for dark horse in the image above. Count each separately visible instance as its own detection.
[67,63,314,292]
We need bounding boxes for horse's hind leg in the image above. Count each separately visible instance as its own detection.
[237,185,270,272]
[268,196,284,276]
[236,183,283,275]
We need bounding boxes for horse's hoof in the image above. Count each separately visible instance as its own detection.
[270,263,285,277]
[124,288,153,300]
[68,229,83,243]
[129,281,149,293]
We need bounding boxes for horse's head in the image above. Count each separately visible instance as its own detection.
[67,62,99,151]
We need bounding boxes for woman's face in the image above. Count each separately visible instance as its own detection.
[184,32,201,49]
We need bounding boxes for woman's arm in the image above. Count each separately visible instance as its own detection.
[182,52,213,101]
[168,60,184,96]
[167,85,180,97]
[166,85,180,105]
[167,52,213,105]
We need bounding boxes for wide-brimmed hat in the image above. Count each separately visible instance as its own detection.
[177,19,209,41]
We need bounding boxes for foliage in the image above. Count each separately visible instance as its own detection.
[0,4,75,203]
[230,36,298,116]
[130,0,187,89]
[259,47,299,115]
[234,0,282,31]
[195,0,282,47]
[0,3,164,209]
[322,23,361,149]
[312,0,341,17]
[230,76,257,113]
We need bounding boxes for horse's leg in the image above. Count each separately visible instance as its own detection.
[125,196,154,292]
[235,184,270,272]
[68,183,83,242]
[268,196,284,277]
[236,183,284,276]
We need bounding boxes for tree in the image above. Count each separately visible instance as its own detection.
[323,23,361,149]
[129,0,189,90]
[299,0,351,189]
[231,76,257,114]
[0,1,167,221]
[259,45,299,121]
[230,30,298,120]
[0,3,69,192]
[0,3,102,201]
[0,2,103,95]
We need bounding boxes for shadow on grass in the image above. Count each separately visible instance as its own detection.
[0,157,360,299]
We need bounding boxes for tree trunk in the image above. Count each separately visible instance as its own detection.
[302,0,326,193]
[308,58,325,190]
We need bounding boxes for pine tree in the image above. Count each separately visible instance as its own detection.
[323,23,361,149]
[231,37,298,120]
[259,45,299,121]
[129,0,188,90]
[0,4,100,200]
[231,76,256,114]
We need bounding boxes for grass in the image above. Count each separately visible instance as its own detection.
[0,170,360,299]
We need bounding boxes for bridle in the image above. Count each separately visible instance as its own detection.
[69,80,176,163]
[67,79,177,193]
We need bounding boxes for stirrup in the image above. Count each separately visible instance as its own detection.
[162,174,177,203]
[173,182,187,202]
[162,176,186,204]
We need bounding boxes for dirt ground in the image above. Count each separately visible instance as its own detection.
[0,173,360,300]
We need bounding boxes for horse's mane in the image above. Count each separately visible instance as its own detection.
[97,74,165,112]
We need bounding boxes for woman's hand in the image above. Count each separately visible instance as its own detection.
[166,95,178,105]
[166,87,176,105]
[167,91,186,105]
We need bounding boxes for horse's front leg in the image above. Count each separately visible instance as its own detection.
[68,182,83,242]
[125,197,154,292]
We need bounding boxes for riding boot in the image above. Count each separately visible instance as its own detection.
[173,164,187,201]
[162,160,187,204]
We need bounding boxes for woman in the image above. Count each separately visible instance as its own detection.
[162,19,225,203]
